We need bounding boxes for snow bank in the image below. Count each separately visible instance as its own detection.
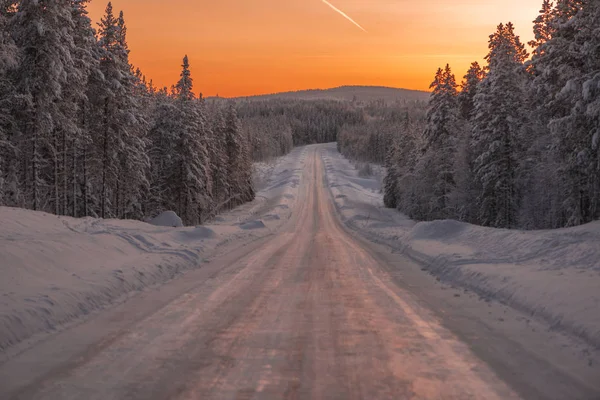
[321,143,600,348]
[210,147,306,229]
[149,211,183,227]
[238,220,266,230]
[0,147,308,354]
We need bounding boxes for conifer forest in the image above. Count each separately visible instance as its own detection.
[338,1,600,230]
[0,0,598,231]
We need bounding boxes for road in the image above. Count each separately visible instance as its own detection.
[0,146,591,399]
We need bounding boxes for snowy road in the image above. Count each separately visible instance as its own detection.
[1,146,598,399]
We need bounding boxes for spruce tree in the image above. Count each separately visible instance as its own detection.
[209,106,230,212]
[421,64,460,219]
[458,62,485,120]
[63,0,100,217]
[147,87,178,215]
[225,102,254,209]
[383,140,399,209]
[11,0,77,212]
[549,0,600,225]
[171,55,211,225]
[95,4,148,219]
[471,23,529,228]
[0,0,17,205]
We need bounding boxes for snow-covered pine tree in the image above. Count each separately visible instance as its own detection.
[114,11,149,220]
[196,96,215,221]
[383,138,400,209]
[94,2,119,218]
[528,0,584,115]
[63,0,101,217]
[520,0,589,227]
[515,1,559,228]
[0,1,17,205]
[420,64,460,219]
[147,88,178,215]
[95,4,149,219]
[171,55,211,225]
[225,102,254,209]
[471,23,529,228]
[208,105,230,213]
[239,117,255,204]
[396,116,426,219]
[454,62,485,222]
[458,62,485,120]
[529,0,555,59]
[517,1,575,228]
[548,0,600,225]
[11,0,78,213]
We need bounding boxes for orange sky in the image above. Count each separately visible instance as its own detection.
[88,0,543,97]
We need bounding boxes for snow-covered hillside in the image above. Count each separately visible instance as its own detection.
[321,143,600,348]
[0,147,307,354]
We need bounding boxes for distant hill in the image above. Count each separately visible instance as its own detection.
[215,86,430,103]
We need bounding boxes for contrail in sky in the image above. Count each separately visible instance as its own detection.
[321,0,367,32]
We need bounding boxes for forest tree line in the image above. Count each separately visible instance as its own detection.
[0,1,292,226]
[339,0,599,230]
[237,99,365,147]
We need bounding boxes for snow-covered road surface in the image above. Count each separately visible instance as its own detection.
[1,145,599,399]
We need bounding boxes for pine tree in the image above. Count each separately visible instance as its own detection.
[420,64,460,219]
[11,0,78,212]
[458,62,485,120]
[383,139,399,209]
[396,117,426,219]
[549,0,600,225]
[0,0,17,205]
[522,0,591,227]
[209,106,230,213]
[0,0,278,226]
[62,0,100,217]
[170,55,211,225]
[455,63,486,221]
[529,0,555,57]
[225,102,254,209]
[471,23,529,228]
[95,2,119,217]
[528,0,584,115]
[147,87,178,215]
[94,4,149,219]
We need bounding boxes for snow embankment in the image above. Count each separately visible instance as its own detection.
[0,147,307,354]
[321,143,600,348]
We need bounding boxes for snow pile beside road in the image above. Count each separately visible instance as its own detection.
[211,147,306,230]
[321,143,600,348]
[150,211,184,227]
[0,147,307,354]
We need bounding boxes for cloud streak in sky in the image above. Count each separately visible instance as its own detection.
[321,0,367,32]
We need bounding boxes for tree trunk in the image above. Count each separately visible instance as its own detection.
[101,97,109,219]
[32,96,39,212]
[32,129,38,211]
[54,132,59,215]
[72,138,77,218]
[63,128,68,216]
[83,147,88,217]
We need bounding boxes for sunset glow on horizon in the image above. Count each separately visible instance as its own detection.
[88,0,542,97]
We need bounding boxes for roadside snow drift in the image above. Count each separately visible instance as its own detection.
[321,143,600,348]
[0,147,307,353]
[150,211,184,227]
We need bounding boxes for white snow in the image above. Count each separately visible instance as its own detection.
[321,143,600,348]
[0,146,308,354]
[3,142,599,356]
[149,211,183,227]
